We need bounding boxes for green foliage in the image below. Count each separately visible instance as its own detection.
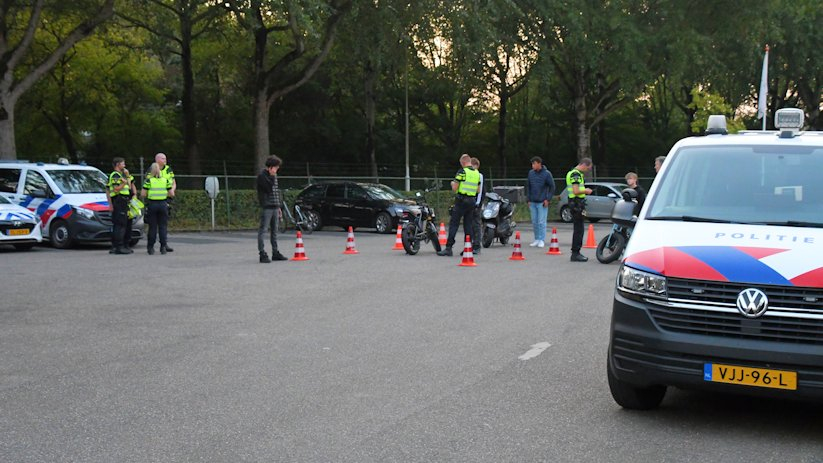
[688,88,747,134]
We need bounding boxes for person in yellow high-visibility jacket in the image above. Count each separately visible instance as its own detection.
[141,163,172,255]
[437,154,480,256]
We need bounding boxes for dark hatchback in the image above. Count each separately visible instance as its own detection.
[294,182,417,233]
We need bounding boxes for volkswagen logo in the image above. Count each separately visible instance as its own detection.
[736,288,769,318]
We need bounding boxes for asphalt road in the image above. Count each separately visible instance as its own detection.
[2,223,822,462]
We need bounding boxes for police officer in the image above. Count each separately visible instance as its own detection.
[141,162,171,255]
[437,154,480,256]
[107,157,133,255]
[152,152,175,252]
[566,157,593,262]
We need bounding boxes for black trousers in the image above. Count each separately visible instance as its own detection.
[446,195,476,248]
[570,199,585,253]
[111,196,129,249]
[473,204,483,249]
[146,200,169,248]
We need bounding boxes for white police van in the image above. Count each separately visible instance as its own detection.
[0,161,143,249]
[607,108,823,409]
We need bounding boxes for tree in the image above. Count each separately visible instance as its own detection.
[224,0,352,169]
[0,0,115,159]
[118,0,223,175]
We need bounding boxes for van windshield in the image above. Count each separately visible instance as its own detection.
[647,145,823,226]
[47,169,108,194]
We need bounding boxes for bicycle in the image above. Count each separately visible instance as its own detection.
[277,198,317,234]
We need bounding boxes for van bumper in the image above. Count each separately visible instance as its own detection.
[608,291,823,400]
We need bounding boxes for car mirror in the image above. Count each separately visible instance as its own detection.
[30,189,48,198]
[607,192,618,199]
[611,199,637,227]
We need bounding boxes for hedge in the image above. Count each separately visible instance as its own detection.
[164,189,559,231]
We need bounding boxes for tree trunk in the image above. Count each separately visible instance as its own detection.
[364,62,378,178]
[574,94,591,161]
[497,88,509,179]
[180,14,201,175]
[0,101,16,160]
[254,90,270,170]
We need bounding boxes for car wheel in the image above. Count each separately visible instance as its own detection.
[607,355,666,410]
[305,210,322,231]
[374,212,392,234]
[13,243,34,251]
[49,220,74,249]
[559,206,572,223]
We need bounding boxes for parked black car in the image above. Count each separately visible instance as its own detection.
[294,182,417,233]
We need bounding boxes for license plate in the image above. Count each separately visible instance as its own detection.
[704,363,796,390]
[8,228,28,236]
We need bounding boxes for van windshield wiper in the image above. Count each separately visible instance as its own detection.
[753,220,823,228]
[647,215,732,223]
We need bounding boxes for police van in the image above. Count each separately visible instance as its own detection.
[607,108,823,409]
[0,161,143,249]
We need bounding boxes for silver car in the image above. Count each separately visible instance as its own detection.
[557,182,627,223]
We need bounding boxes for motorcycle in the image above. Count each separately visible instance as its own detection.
[596,189,638,264]
[400,188,442,255]
[481,189,516,248]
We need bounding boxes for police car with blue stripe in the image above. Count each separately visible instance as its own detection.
[0,194,42,250]
[0,160,143,249]
[607,108,823,409]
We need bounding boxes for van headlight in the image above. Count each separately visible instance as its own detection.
[73,206,95,220]
[617,265,667,297]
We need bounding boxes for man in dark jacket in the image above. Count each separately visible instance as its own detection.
[257,155,288,263]
[526,156,555,247]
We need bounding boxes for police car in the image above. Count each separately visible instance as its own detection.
[607,108,823,409]
[0,161,143,249]
[0,194,42,250]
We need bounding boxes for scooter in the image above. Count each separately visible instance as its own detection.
[481,189,516,248]
[596,189,638,264]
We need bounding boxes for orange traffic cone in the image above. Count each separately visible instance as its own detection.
[291,231,309,261]
[392,225,404,250]
[343,226,359,254]
[509,231,525,261]
[438,222,447,246]
[458,235,477,267]
[547,227,562,255]
[584,224,597,249]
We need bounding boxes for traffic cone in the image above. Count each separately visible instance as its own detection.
[547,227,562,255]
[438,222,447,246]
[509,231,525,261]
[458,235,477,267]
[343,226,359,254]
[291,231,309,261]
[392,225,404,250]
[584,224,597,249]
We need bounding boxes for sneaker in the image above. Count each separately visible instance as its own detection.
[570,252,588,262]
[537,240,545,248]
[259,253,271,263]
[437,247,453,256]
[473,247,481,255]
[271,251,288,261]
[113,248,132,255]
[160,246,168,255]
[529,240,540,247]
[163,246,174,252]
[147,247,155,255]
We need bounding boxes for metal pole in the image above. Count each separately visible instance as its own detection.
[223,160,230,229]
[404,45,410,192]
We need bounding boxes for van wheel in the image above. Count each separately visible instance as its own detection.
[607,357,666,410]
[49,220,74,249]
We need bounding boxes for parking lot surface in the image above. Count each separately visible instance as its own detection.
[2,224,822,462]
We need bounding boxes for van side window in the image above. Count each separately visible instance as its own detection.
[0,168,21,193]
[23,171,52,197]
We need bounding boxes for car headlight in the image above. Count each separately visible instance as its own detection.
[73,206,95,220]
[617,265,667,297]
[394,207,405,214]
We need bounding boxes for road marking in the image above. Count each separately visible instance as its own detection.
[518,342,551,360]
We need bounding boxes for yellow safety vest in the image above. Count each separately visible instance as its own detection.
[566,168,586,199]
[108,171,130,197]
[457,168,480,196]
[144,177,169,200]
